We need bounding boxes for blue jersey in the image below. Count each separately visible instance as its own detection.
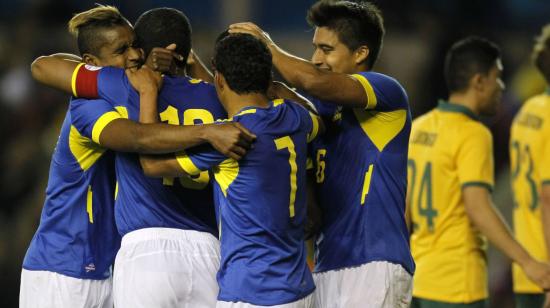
[177,100,319,305]
[310,71,415,274]
[73,66,225,236]
[23,97,122,279]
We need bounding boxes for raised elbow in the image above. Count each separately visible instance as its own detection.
[30,56,48,82]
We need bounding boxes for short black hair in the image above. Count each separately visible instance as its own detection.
[307,1,385,69]
[213,33,272,95]
[134,8,191,67]
[68,5,131,56]
[444,36,501,93]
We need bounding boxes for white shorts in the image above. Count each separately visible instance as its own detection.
[113,227,220,308]
[313,261,412,308]
[19,269,113,308]
[216,293,314,308]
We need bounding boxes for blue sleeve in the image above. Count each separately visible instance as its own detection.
[353,71,409,111]
[70,97,123,144]
[175,144,227,175]
[97,67,131,107]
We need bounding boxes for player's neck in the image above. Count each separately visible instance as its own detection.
[224,92,271,118]
[447,92,481,116]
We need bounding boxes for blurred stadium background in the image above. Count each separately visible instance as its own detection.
[0,0,549,307]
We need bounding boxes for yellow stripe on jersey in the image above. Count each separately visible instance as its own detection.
[408,103,493,303]
[71,63,85,97]
[352,73,377,109]
[69,125,106,171]
[86,185,94,223]
[307,113,320,143]
[175,151,202,175]
[273,99,285,106]
[234,109,257,117]
[510,92,550,293]
[353,108,407,152]
[115,106,129,119]
[213,158,239,197]
[91,111,122,144]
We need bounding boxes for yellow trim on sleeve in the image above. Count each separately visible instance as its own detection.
[69,125,106,171]
[115,106,129,119]
[71,63,85,97]
[175,151,202,175]
[234,109,257,117]
[91,111,122,144]
[307,113,320,143]
[352,73,377,109]
[213,158,239,197]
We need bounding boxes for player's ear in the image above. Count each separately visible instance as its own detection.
[82,53,100,66]
[214,72,226,92]
[354,45,369,66]
[471,73,485,92]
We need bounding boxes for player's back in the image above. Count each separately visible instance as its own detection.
[510,91,550,293]
[108,71,226,236]
[408,102,493,302]
[23,99,118,279]
[183,100,317,305]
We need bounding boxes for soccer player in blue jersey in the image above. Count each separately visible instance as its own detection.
[132,33,320,308]
[25,7,255,308]
[31,8,258,308]
[230,1,414,307]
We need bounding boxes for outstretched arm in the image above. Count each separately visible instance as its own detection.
[124,66,255,177]
[229,23,368,108]
[186,49,214,83]
[31,54,80,94]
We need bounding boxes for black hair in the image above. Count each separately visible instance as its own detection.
[68,5,131,56]
[307,1,385,69]
[213,33,272,95]
[134,8,192,66]
[444,36,501,93]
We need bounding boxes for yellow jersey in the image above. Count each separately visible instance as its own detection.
[510,90,550,294]
[408,102,494,303]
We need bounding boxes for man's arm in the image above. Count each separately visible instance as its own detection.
[229,23,367,108]
[463,186,550,289]
[31,54,81,93]
[268,81,318,114]
[186,49,214,83]
[541,184,550,262]
[123,67,254,177]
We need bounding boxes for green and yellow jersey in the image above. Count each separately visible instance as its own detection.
[408,102,494,303]
[510,90,550,294]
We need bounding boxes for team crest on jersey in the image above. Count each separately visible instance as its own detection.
[84,263,96,272]
[332,106,343,122]
[84,64,102,71]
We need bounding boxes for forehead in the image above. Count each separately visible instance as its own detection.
[100,25,134,47]
[312,27,342,46]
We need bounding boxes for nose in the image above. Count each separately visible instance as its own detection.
[311,48,323,67]
[127,46,141,66]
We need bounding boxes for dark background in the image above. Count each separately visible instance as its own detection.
[0,0,548,307]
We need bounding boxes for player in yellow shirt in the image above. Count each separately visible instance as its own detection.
[408,36,550,308]
[511,24,550,308]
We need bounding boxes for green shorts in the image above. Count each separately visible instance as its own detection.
[411,297,488,308]
[514,293,544,308]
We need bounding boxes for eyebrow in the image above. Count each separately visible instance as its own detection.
[314,43,334,50]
